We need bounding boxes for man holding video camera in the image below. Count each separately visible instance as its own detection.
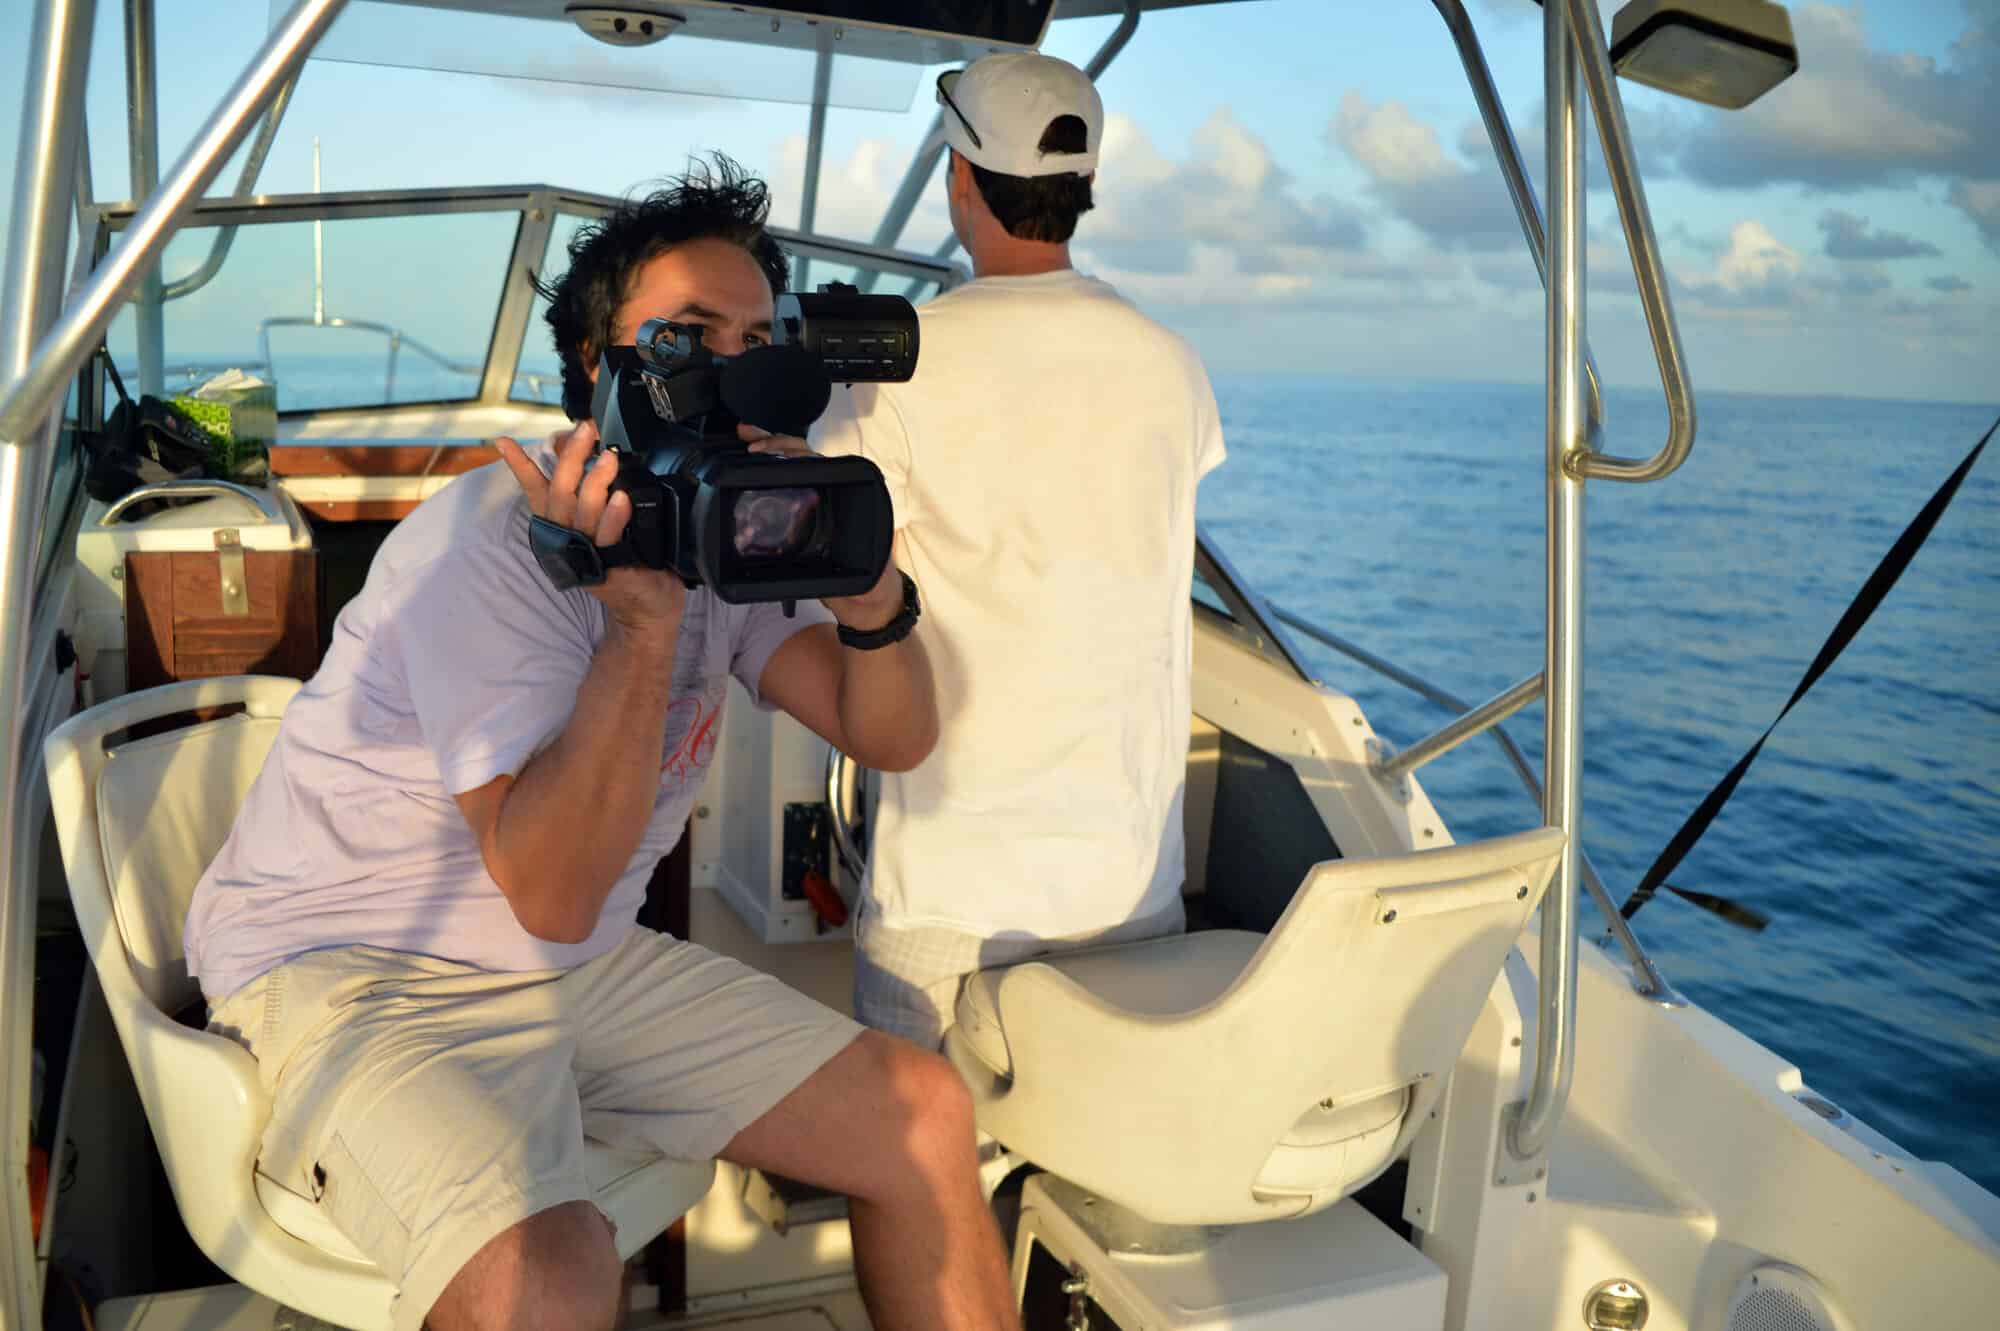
[809,53,1228,1050]
[182,160,1019,1331]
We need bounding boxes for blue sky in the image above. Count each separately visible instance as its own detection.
[2,0,1995,403]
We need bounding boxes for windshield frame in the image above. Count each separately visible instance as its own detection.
[89,184,968,419]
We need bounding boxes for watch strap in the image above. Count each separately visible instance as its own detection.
[836,572,920,650]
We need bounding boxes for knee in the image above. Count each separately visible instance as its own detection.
[866,1032,977,1170]
[520,1203,623,1331]
[431,1200,621,1331]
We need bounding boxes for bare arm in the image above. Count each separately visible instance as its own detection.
[744,427,937,770]
[758,578,938,773]
[455,422,688,943]
[454,616,677,942]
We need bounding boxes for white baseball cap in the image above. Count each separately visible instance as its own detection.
[936,53,1102,179]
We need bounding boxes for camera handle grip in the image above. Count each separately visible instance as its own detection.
[528,514,639,591]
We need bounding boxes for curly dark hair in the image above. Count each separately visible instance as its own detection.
[963,115,1095,244]
[533,155,790,421]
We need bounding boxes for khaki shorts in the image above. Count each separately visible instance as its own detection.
[852,898,1186,1050]
[209,927,860,1331]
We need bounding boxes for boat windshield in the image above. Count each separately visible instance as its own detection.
[107,207,517,411]
[97,188,957,417]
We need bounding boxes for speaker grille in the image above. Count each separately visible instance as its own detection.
[1730,1286,1827,1331]
[1724,1266,1847,1331]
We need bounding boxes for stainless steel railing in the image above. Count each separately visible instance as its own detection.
[0,0,351,444]
[1271,607,1681,1008]
[257,316,484,406]
[1559,0,1696,485]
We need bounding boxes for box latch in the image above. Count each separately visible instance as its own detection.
[214,529,249,616]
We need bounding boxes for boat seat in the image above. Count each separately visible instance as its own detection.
[945,826,1566,1227]
[44,676,714,1331]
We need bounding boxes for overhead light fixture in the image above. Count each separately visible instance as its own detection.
[566,4,684,48]
[1608,0,1799,109]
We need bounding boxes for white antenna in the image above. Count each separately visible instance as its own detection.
[312,136,324,325]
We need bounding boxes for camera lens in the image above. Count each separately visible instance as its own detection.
[732,487,826,560]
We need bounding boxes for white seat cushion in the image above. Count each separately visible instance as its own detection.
[256,1145,715,1265]
[955,930,1266,1079]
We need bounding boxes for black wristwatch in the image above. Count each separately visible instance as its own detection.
[837,572,921,650]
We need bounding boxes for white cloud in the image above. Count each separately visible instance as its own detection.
[1948,179,2000,253]
[1334,95,1452,189]
[1713,221,1804,288]
[1081,244,1317,309]
[1329,93,1520,251]
[1817,210,1942,261]
[769,133,951,250]
[1649,0,1999,252]
[1078,109,1370,301]
[1674,220,1812,316]
[1730,6,1974,172]
[763,112,1371,310]
[744,77,1993,396]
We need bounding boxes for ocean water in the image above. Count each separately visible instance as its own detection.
[1199,375,1999,1193]
[175,354,1998,1190]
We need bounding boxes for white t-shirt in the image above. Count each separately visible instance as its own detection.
[811,269,1226,939]
[183,442,826,1000]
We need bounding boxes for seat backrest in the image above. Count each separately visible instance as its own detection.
[46,676,300,1015]
[97,712,285,1011]
[969,826,1566,1224]
[1217,825,1565,1189]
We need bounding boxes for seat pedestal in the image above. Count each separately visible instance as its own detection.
[1012,1174,1447,1331]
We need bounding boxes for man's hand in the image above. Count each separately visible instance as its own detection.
[742,424,903,632]
[496,421,684,637]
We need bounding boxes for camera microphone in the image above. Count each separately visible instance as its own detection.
[718,344,832,439]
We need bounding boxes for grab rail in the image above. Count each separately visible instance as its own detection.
[1373,671,1544,788]
[158,72,297,302]
[1560,0,1696,483]
[1273,606,1682,1007]
[1431,0,1696,482]
[1431,0,1605,445]
[827,744,868,882]
[99,478,280,526]
[257,315,481,403]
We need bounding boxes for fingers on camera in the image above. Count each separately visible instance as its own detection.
[575,452,617,536]
[595,491,632,546]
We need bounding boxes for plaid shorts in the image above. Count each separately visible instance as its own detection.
[852,898,1186,1049]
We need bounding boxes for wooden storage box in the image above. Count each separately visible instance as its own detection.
[124,547,324,691]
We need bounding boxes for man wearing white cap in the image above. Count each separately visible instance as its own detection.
[806,52,1228,1049]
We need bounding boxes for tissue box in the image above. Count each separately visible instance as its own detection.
[171,369,278,483]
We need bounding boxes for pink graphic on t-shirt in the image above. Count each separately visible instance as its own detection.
[661,690,722,783]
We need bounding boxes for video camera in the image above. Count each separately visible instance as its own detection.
[528,283,918,606]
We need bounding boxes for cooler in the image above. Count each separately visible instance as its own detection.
[73,480,317,700]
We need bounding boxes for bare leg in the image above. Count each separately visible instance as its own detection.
[425,1200,621,1331]
[724,1030,1020,1331]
